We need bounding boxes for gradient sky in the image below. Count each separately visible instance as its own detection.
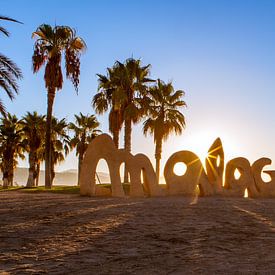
[1,0,275,177]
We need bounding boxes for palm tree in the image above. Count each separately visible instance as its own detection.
[21,111,45,187]
[114,58,154,182]
[92,69,124,148]
[69,113,101,185]
[143,79,186,183]
[112,58,153,156]
[93,58,153,182]
[0,113,25,187]
[0,16,22,114]
[35,143,45,186]
[50,117,70,186]
[32,24,86,188]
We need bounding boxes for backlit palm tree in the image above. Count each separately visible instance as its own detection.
[69,113,101,185]
[92,69,123,148]
[143,79,186,183]
[0,16,22,114]
[32,24,86,188]
[21,111,45,187]
[93,58,153,182]
[0,113,25,187]
[112,58,153,157]
[50,117,70,186]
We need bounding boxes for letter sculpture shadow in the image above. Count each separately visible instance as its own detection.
[79,134,164,197]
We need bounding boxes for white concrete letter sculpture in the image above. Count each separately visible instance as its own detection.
[79,134,163,197]
[79,134,275,198]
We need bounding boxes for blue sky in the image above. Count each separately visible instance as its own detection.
[1,0,275,175]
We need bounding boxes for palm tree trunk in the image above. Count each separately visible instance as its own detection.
[124,118,132,183]
[50,167,55,186]
[26,151,35,187]
[2,169,8,188]
[45,89,55,188]
[9,172,14,187]
[35,161,40,186]
[77,153,83,186]
[8,165,13,187]
[113,129,119,148]
[8,157,14,187]
[155,139,163,184]
[50,156,55,186]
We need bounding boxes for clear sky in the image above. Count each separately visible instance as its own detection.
[1,0,275,177]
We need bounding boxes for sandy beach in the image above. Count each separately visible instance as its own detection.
[1,192,275,274]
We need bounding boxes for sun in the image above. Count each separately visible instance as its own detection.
[165,128,244,180]
[173,162,187,176]
[185,131,240,167]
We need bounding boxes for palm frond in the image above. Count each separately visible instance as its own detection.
[0,26,9,37]
[142,79,186,145]
[69,113,101,156]
[0,16,22,38]
[0,54,22,79]
[0,16,23,24]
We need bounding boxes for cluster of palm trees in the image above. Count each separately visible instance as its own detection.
[0,111,101,188]
[93,59,187,183]
[0,17,187,188]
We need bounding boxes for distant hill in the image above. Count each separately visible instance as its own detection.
[0,167,111,186]
[0,167,166,186]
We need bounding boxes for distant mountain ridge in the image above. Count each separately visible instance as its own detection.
[0,167,166,186]
[0,167,110,186]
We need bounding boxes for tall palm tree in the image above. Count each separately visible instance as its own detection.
[93,58,153,182]
[0,113,25,187]
[143,79,186,183]
[50,117,70,186]
[69,113,101,185]
[35,142,45,186]
[92,69,124,148]
[21,111,45,187]
[32,24,86,188]
[112,58,153,156]
[113,58,153,182]
[0,16,22,114]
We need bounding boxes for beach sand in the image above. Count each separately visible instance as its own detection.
[1,192,275,274]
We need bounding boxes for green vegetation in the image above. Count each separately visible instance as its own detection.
[0,185,80,194]
[0,186,22,192]
[0,184,132,195]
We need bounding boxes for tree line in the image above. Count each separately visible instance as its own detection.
[0,17,187,188]
[0,111,100,188]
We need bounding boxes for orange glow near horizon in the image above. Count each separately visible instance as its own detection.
[169,130,240,170]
